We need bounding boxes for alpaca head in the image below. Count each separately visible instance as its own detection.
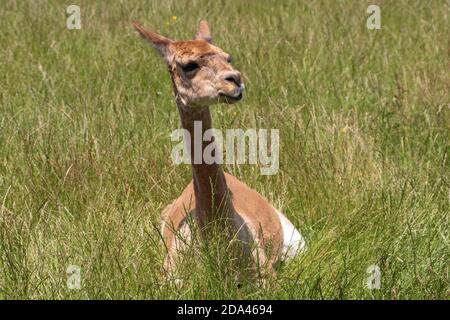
[133,20,244,107]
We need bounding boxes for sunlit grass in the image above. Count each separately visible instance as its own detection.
[0,0,448,299]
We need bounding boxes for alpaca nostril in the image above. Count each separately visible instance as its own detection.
[225,76,235,84]
[224,73,242,87]
[225,76,239,86]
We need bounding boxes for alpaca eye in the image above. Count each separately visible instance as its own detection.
[182,62,199,73]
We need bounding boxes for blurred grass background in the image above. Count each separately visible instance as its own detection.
[0,0,448,299]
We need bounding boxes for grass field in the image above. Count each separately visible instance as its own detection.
[0,0,448,299]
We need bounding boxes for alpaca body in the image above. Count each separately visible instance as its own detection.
[132,20,306,277]
[161,172,306,272]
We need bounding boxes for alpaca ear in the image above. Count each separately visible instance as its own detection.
[132,21,173,63]
[195,20,212,42]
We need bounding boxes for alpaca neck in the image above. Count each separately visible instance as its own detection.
[175,98,232,228]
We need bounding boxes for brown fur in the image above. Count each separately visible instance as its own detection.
[133,20,285,278]
[161,173,284,273]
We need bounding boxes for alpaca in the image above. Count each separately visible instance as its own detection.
[133,20,305,278]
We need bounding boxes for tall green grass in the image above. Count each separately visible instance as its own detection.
[0,0,448,299]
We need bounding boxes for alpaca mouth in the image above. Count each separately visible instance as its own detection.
[220,92,243,103]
